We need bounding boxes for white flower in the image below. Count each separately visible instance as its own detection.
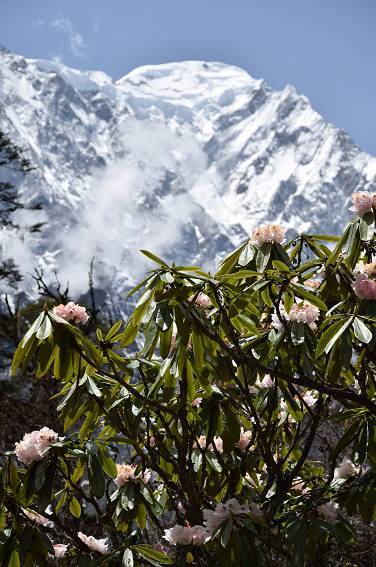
[23,508,54,528]
[237,428,252,451]
[334,458,360,480]
[15,427,58,465]
[258,374,274,388]
[251,224,286,246]
[317,502,338,524]
[163,525,208,546]
[272,301,319,331]
[78,532,108,554]
[302,391,317,407]
[209,436,224,453]
[53,544,68,558]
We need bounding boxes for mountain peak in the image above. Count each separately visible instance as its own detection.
[0,49,375,294]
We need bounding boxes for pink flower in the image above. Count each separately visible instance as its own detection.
[15,427,58,465]
[351,191,375,216]
[251,224,286,246]
[193,435,207,449]
[53,544,68,558]
[189,292,212,309]
[334,458,360,480]
[53,301,89,325]
[304,279,321,289]
[23,508,54,528]
[163,524,208,546]
[317,502,338,524]
[237,428,252,451]
[272,301,319,330]
[191,397,202,407]
[114,464,151,487]
[77,532,108,554]
[354,274,376,300]
[149,436,156,448]
[114,464,137,487]
[363,262,376,277]
[208,436,224,453]
[291,477,308,494]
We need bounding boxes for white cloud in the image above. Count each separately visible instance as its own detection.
[54,118,211,295]
[51,18,87,58]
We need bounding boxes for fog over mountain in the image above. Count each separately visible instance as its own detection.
[1,47,375,295]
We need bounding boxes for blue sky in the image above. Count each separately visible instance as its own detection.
[1,0,376,154]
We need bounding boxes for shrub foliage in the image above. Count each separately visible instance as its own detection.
[1,203,376,566]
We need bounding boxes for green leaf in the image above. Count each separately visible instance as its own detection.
[238,242,255,266]
[316,317,353,358]
[221,517,233,548]
[284,288,294,314]
[256,242,271,272]
[140,250,169,268]
[359,211,375,242]
[291,284,327,311]
[291,321,305,345]
[69,496,81,518]
[97,447,117,479]
[88,454,105,498]
[216,241,247,276]
[20,312,44,347]
[8,551,20,567]
[272,260,290,272]
[132,545,173,565]
[86,376,102,398]
[105,320,122,342]
[353,317,373,344]
[35,315,53,340]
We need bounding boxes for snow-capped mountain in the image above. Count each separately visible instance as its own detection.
[1,47,375,294]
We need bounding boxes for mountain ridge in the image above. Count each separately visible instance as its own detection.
[1,48,375,294]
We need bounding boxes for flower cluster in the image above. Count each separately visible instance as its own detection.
[351,191,376,216]
[257,374,274,389]
[272,301,320,331]
[163,524,208,546]
[164,498,262,547]
[189,292,212,309]
[193,436,223,453]
[237,428,252,451]
[334,457,360,480]
[250,224,286,246]
[114,463,151,487]
[362,262,376,277]
[15,427,58,465]
[353,274,376,300]
[53,301,89,324]
[52,544,68,558]
[77,532,108,554]
[317,502,338,524]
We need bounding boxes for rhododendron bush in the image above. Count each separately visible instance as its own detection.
[1,192,376,566]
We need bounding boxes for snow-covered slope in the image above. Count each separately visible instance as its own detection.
[1,47,376,293]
